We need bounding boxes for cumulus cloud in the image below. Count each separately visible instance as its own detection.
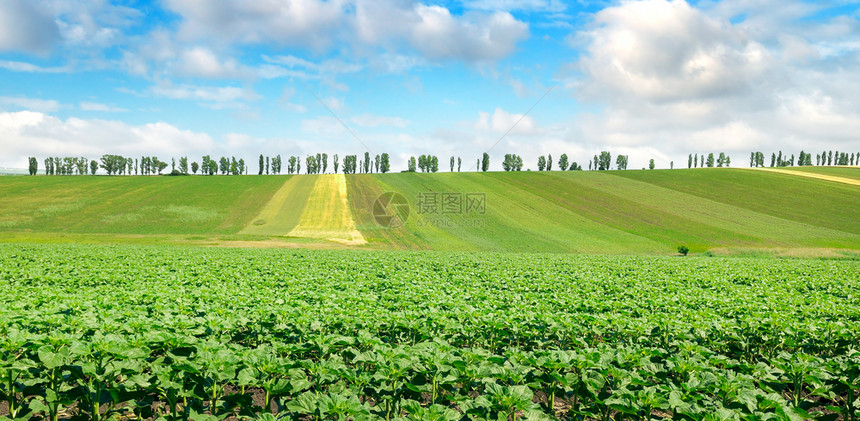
[356,1,529,62]
[0,111,215,167]
[0,0,61,54]
[160,0,529,64]
[577,0,769,102]
[0,0,139,59]
[163,0,349,49]
[566,0,860,160]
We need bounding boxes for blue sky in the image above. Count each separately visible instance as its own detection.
[1,0,859,172]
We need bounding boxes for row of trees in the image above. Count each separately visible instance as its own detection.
[687,153,731,169]
[24,152,663,175]
[35,149,859,176]
[34,156,169,176]
[749,150,858,167]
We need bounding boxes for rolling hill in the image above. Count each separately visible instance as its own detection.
[1,167,858,255]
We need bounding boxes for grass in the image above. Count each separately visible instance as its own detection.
[0,175,285,234]
[286,174,365,245]
[611,168,860,235]
[764,165,860,181]
[1,168,858,254]
[366,172,673,253]
[240,175,314,235]
[351,170,859,253]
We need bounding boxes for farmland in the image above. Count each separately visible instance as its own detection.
[1,243,859,420]
[0,169,858,255]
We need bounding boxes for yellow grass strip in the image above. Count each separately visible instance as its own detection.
[752,167,860,187]
[240,176,313,235]
[287,174,367,245]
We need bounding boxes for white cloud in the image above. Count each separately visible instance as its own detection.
[301,116,347,136]
[0,111,215,167]
[279,88,308,113]
[321,97,344,111]
[163,0,348,49]
[566,0,860,160]
[79,102,128,112]
[149,82,258,103]
[462,0,566,13]
[0,96,61,113]
[577,0,770,102]
[0,0,140,61]
[0,60,68,73]
[356,2,529,62]
[260,54,364,80]
[175,47,251,79]
[475,108,541,135]
[161,0,529,64]
[0,0,60,54]
[264,55,320,70]
[53,0,140,48]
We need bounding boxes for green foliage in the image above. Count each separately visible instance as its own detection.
[482,153,489,172]
[342,155,358,174]
[677,245,689,255]
[99,155,128,175]
[598,151,611,170]
[417,155,439,173]
[28,157,38,176]
[380,153,390,173]
[1,244,859,420]
[503,154,523,171]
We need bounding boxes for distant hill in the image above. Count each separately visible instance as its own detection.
[1,167,858,255]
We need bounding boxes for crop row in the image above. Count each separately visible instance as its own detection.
[1,244,859,420]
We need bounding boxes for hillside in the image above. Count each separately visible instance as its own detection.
[1,168,858,255]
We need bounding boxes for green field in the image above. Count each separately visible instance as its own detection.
[0,168,858,254]
[0,175,285,235]
[2,169,859,420]
[770,166,860,181]
[1,243,859,420]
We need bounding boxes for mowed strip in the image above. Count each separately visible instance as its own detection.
[240,176,314,235]
[751,167,860,186]
[287,174,366,245]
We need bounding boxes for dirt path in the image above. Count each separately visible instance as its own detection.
[751,167,860,186]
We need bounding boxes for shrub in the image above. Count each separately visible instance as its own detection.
[677,245,690,256]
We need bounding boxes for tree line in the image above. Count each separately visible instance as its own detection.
[747,150,858,168]
[28,148,855,176]
[26,153,396,176]
[686,153,731,168]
